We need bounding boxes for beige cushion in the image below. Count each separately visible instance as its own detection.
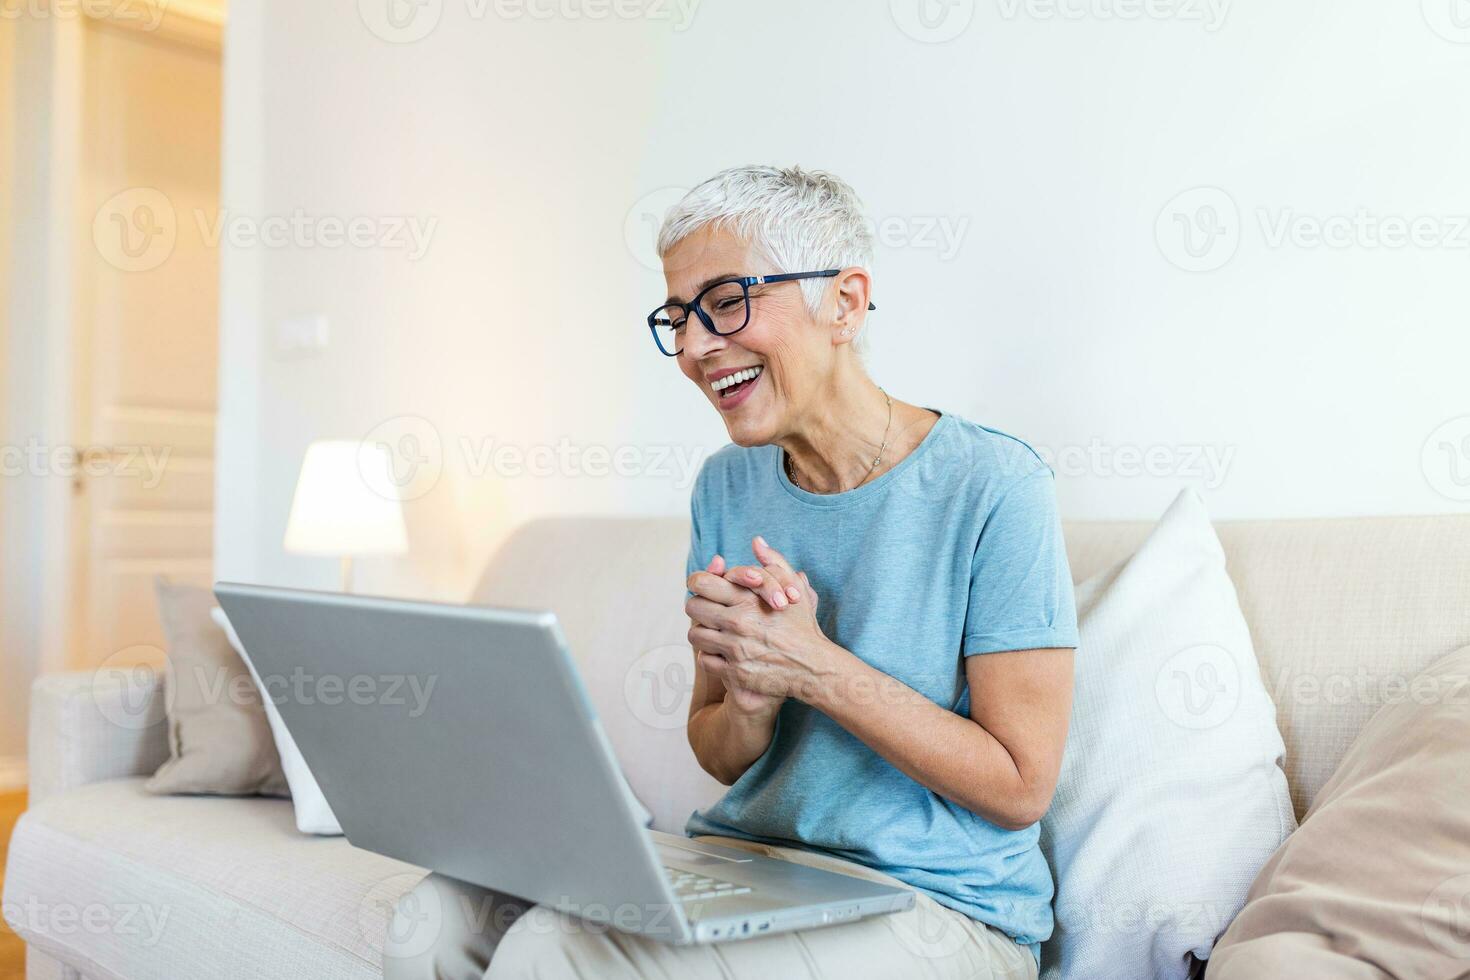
[1204,644,1470,977]
[3,779,421,980]
[145,579,288,797]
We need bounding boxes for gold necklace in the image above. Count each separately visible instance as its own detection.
[785,388,893,493]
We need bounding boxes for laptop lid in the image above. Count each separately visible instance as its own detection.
[214,582,689,941]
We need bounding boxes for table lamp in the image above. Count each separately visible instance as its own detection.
[284,440,408,592]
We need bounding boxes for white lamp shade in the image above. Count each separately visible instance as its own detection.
[284,441,409,556]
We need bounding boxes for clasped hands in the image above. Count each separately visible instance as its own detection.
[685,536,839,714]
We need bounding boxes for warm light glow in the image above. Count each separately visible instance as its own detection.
[283,441,408,556]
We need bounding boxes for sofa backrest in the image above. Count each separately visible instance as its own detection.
[474,513,1470,828]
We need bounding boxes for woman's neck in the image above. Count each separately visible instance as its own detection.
[778,363,936,495]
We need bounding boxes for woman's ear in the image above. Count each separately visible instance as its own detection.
[831,267,873,345]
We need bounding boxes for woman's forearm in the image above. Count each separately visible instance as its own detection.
[687,700,779,786]
[805,640,1046,830]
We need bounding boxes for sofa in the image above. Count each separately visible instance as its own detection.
[6,512,1470,979]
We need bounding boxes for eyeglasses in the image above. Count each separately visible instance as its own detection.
[646,270,876,357]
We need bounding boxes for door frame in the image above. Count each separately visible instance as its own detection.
[0,1,224,789]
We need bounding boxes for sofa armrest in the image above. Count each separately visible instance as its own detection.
[27,669,169,806]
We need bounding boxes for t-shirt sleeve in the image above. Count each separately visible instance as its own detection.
[685,476,712,594]
[962,468,1080,656]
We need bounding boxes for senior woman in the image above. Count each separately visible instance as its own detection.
[386,166,1078,980]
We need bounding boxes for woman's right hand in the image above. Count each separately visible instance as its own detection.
[694,555,785,718]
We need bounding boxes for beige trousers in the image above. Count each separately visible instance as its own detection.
[383,836,1039,980]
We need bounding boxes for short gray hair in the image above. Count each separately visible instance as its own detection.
[656,165,875,320]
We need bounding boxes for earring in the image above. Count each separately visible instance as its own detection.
[841,328,851,335]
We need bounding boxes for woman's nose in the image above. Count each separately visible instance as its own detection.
[680,320,727,360]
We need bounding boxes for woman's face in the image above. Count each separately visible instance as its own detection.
[663,225,833,447]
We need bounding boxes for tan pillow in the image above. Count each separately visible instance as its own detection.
[145,578,288,796]
[1206,644,1470,978]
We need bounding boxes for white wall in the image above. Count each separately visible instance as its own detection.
[217,0,1470,600]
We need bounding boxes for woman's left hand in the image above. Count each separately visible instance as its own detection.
[685,538,839,701]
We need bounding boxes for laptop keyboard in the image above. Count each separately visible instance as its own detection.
[663,865,753,902]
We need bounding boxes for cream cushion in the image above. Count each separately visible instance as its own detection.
[1040,490,1295,979]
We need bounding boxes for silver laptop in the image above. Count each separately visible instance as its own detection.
[213,583,913,944]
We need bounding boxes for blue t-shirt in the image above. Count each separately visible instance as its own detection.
[683,410,1079,958]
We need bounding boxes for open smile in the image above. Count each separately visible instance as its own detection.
[709,365,764,411]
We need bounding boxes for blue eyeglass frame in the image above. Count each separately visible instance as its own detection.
[646,269,877,357]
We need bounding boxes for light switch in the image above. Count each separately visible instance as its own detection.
[275,314,330,357]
